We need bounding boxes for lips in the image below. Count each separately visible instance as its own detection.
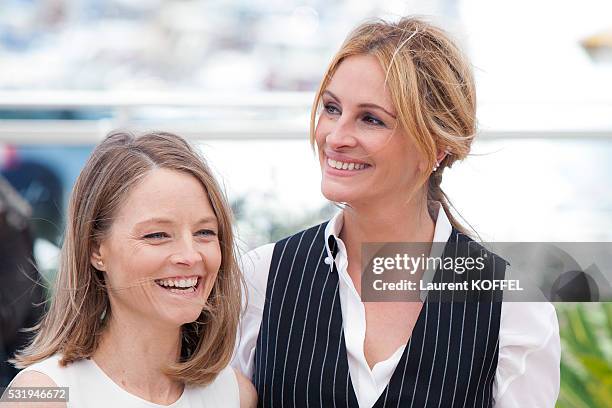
[154,275,202,295]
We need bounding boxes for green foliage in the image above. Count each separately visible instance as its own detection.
[556,303,612,408]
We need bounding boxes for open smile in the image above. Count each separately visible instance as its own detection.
[327,158,371,171]
[325,155,372,177]
[154,276,202,295]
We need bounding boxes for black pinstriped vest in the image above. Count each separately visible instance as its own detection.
[254,222,506,408]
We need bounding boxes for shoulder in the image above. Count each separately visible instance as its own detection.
[233,368,257,408]
[241,222,329,289]
[242,243,276,273]
[276,222,328,247]
[10,355,67,385]
[9,369,59,388]
[189,366,255,407]
[4,369,67,408]
[246,221,328,257]
[240,243,276,304]
[451,230,509,275]
[500,301,559,346]
[270,222,329,263]
[495,302,560,404]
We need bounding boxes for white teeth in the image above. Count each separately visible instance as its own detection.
[327,158,367,171]
[156,277,198,289]
[169,287,195,294]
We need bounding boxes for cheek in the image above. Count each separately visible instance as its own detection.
[203,242,222,275]
[108,251,163,290]
[200,243,222,296]
[314,117,331,147]
[385,151,424,189]
[368,143,415,184]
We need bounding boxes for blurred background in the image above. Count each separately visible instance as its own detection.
[0,0,611,405]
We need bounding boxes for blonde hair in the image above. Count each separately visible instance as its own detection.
[12,131,241,385]
[310,17,477,234]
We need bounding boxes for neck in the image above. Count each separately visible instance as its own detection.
[342,193,435,244]
[340,194,436,284]
[93,309,183,404]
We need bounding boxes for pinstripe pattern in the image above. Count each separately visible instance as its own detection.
[473,258,495,407]
[409,300,429,408]
[291,243,326,407]
[254,224,505,408]
[392,321,413,408]
[319,284,339,407]
[305,256,334,407]
[258,237,291,404]
[271,230,307,408]
[423,288,441,406]
[437,232,459,408]
[280,224,323,404]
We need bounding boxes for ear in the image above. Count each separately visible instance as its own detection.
[421,148,449,174]
[436,148,449,165]
[90,241,106,271]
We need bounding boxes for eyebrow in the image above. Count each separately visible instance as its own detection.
[134,216,217,228]
[323,90,397,119]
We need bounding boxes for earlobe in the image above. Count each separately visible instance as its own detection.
[436,149,448,164]
[90,255,105,271]
[432,149,450,172]
[90,243,106,271]
[440,148,452,163]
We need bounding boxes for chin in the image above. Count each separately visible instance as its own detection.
[321,180,360,204]
[157,307,204,327]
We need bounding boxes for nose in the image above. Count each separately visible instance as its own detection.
[326,116,358,149]
[170,236,203,267]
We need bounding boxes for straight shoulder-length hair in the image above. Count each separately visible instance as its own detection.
[12,131,242,385]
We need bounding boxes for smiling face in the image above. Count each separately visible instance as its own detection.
[94,168,221,328]
[315,54,429,208]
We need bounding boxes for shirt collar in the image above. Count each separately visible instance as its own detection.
[324,202,453,259]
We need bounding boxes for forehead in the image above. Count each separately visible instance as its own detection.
[327,54,394,110]
[115,168,214,223]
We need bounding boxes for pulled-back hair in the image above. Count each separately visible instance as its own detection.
[311,17,477,234]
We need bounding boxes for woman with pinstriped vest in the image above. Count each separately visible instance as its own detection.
[232,17,560,408]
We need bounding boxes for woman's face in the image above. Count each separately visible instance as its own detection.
[315,54,428,208]
[94,168,222,328]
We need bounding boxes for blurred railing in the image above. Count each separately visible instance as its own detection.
[0,91,611,143]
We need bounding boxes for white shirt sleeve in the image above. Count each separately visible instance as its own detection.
[493,301,561,408]
[231,243,275,381]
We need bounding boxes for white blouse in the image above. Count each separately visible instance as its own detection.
[14,354,239,408]
[232,206,561,408]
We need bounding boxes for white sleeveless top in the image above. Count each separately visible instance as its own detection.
[15,355,239,408]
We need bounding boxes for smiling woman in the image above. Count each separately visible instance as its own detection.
[233,17,560,408]
[4,131,257,407]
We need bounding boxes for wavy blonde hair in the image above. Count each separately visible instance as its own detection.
[310,17,477,234]
[12,131,241,385]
